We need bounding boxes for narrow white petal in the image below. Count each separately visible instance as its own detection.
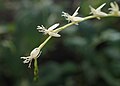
[108,8,113,11]
[21,56,31,59]
[28,60,32,68]
[37,26,41,28]
[37,25,45,30]
[37,26,42,30]
[62,12,68,16]
[21,57,27,59]
[110,2,115,9]
[96,3,106,11]
[38,29,45,33]
[96,17,101,20]
[23,59,30,63]
[72,7,80,17]
[49,32,61,37]
[89,6,96,14]
[114,2,119,10]
[48,23,59,31]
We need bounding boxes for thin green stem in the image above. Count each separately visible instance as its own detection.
[34,58,39,81]
[54,22,75,33]
[38,36,52,49]
[82,16,95,21]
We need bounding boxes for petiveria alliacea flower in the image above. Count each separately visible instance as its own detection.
[21,47,41,68]
[89,3,108,19]
[62,7,84,25]
[109,2,120,16]
[37,23,61,37]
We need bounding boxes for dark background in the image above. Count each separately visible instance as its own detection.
[0,0,120,86]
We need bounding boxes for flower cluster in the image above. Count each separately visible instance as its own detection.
[21,2,120,69]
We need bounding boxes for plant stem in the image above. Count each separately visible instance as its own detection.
[38,36,52,49]
[54,22,75,32]
[34,58,39,81]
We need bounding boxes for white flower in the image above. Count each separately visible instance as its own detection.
[21,47,41,68]
[89,3,108,19]
[108,2,120,16]
[37,23,61,37]
[62,7,84,25]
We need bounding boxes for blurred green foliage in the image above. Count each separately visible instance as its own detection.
[0,0,120,86]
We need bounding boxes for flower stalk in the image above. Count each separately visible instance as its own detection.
[34,58,39,81]
[20,1,120,80]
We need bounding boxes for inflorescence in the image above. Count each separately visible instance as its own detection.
[20,2,120,80]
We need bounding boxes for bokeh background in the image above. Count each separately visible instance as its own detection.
[0,0,120,86]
